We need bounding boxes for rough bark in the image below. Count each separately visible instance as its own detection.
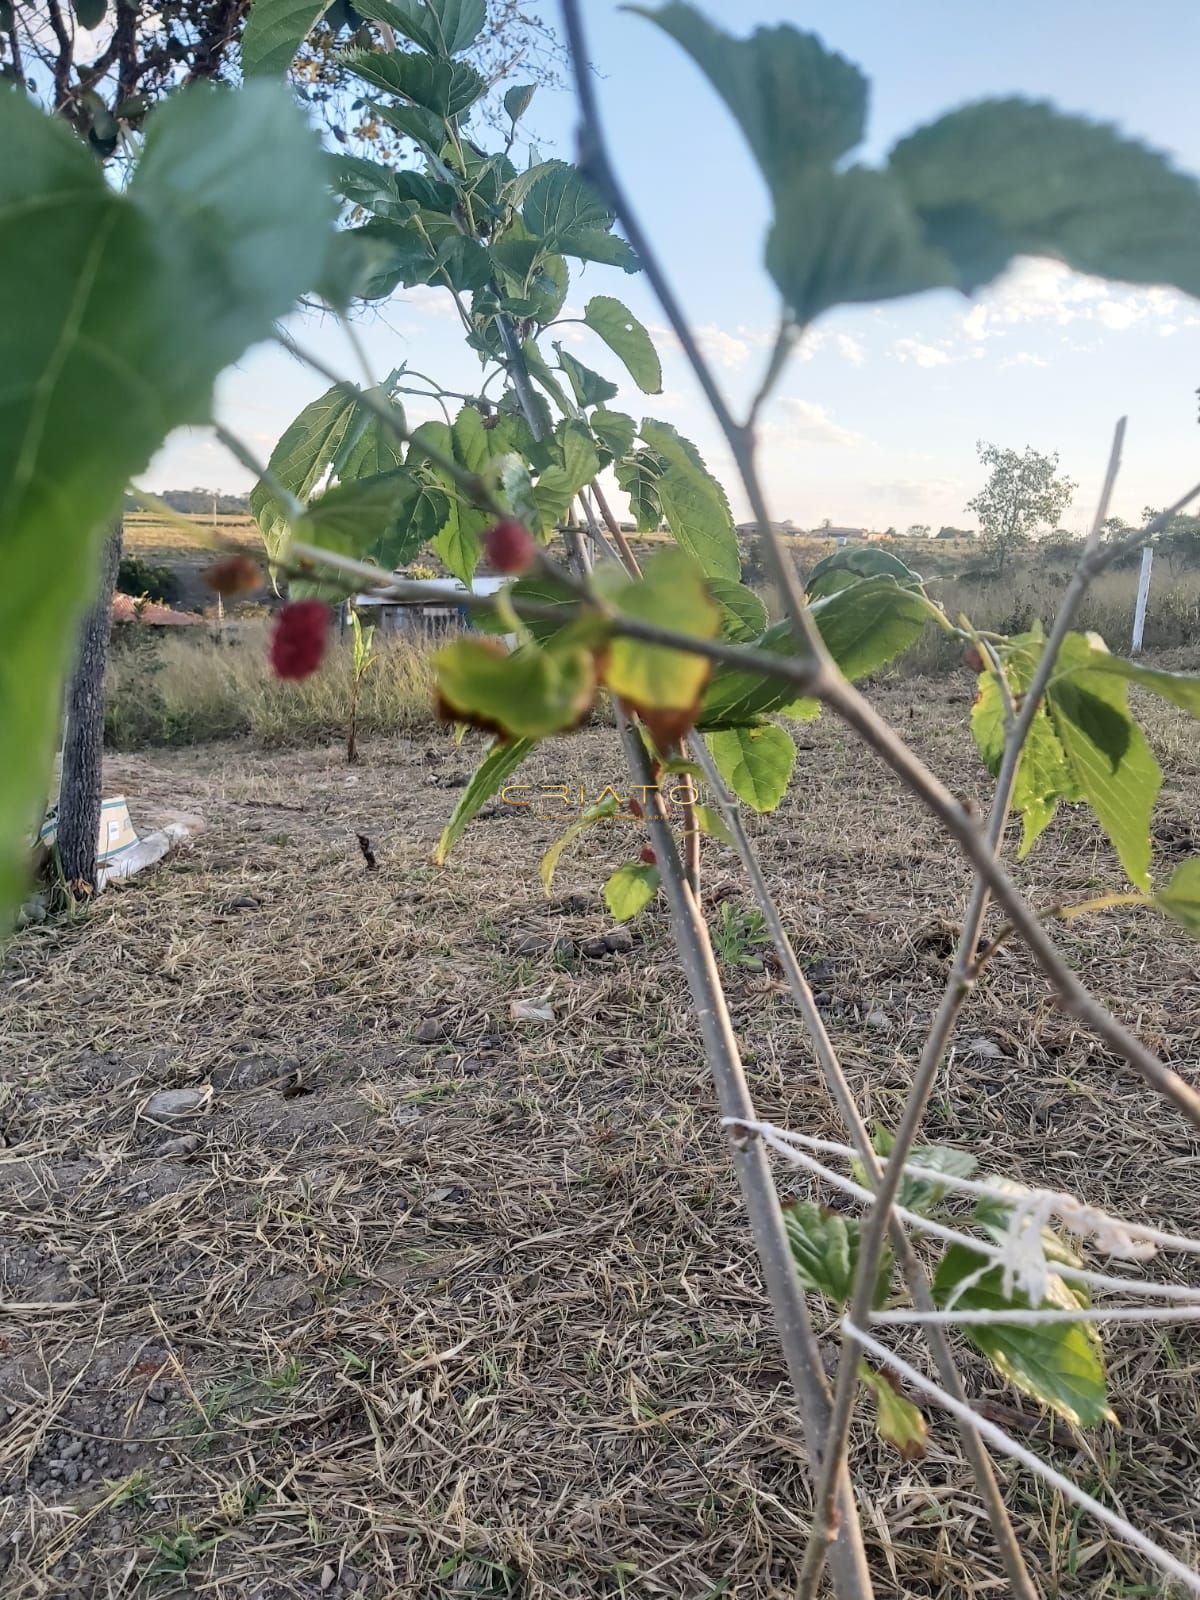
[57,521,122,894]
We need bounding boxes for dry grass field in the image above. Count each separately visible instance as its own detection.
[2,659,1199,1598]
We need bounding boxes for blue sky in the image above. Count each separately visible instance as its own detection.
[147,0,1200,533]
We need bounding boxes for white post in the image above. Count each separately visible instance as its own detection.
[1131,545,1153,654]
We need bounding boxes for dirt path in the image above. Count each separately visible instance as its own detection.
[2,676,1198,1597]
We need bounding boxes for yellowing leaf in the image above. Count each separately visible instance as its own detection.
[604,548,719,743]
[435,639,595,740]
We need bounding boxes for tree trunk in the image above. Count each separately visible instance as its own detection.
[57,521,122,894]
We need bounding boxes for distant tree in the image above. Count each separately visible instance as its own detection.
[936,524,970,540]
[966,442,1076,573]
[905,523,931,539]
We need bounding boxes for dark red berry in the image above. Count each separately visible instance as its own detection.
[640,845,657,866]
[485,519,537,575]
[204,552,262,596]
[962,645,985,674]
[270,600,329,680]
[628,795,643,818]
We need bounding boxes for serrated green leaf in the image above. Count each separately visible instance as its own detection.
[524,163,613,243]
[767,165,952,326]
[242,0,332,74]
[556,348,619,408]
[614,450,664,532]
[858,1362,928,1461]
[583,296,663,393]
[806,545,922,600]
[0,84,330,919]
[1047,634,1161,891]
[933,1244,1112,1427]
[854,1126,978,1215]
[810,574,939,681]
[604,862,660,921]
[251,384,361,561]
[706,579,768,642]
[705,724,795,813]
[639,420,739,581]
[631,5,867,193]
[339,48,485,116]
[1054,648,1200,717]
[435,738,534,865]
[1155,859,1200,937]
[890,99,1200,300]
[532,419,600,528]
[498,455,541,539]
[353,0,485,56]
[971,668,1076,859]
[540,796,620,893]
[590,409,637,465]
[783,1202,893,1308]
[504,83,536,123]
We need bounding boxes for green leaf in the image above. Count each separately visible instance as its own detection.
[504,83,537,124]
[435,639,596,739]
[336,399,405,482]
[707,579,768,642]
[614,450,664,532]
[1154,859,1200,937]
[604,862,660,922]
[631,5,867,193]
[933,1244,1113,1427]
[251,384,363,560]
[697,621,805,729]
[352,0,485,56]
[1056,647,1200,717]
[298,469,446,574]
[1046,634,1161,891]
[694,804,734,847]
[705,725,796,813]
[435,738,534,865]
[858,1363,928,1462]
[540,795,620,893]
[524,164,614,243]
[590,409,637,465]
[889,99,1200,300]
[767,165,952,326]
[339,48,485,116]
[532,419,599,528]
[806,545,922,600]
[639,420,739,580]
[810,575,938,681]
[783,1201,893,1308]
[583,296,663,393]
[855,1126,978,1215]
[604,549,720,740]
[555,348,619,408]
[72,0,107,26]
[242,0,332,74]
[555,229,639,273]
[0,85,330,920]
[971,665,1076,858]
[498,455,542,539]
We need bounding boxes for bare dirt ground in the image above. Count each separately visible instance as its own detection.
[2,664,1199,1599]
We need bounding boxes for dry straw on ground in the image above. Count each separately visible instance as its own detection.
[1,662,1198,1597]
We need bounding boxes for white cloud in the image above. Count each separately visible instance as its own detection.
[959,257,1200,341]
[866,476,963,509]
[999,351,1048,369]
[835,334,867,366]
[696,324,751,368]
[770,398,863,448]
[395,284,464,321]
[648,320,770,370]
[892,337,952,368]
